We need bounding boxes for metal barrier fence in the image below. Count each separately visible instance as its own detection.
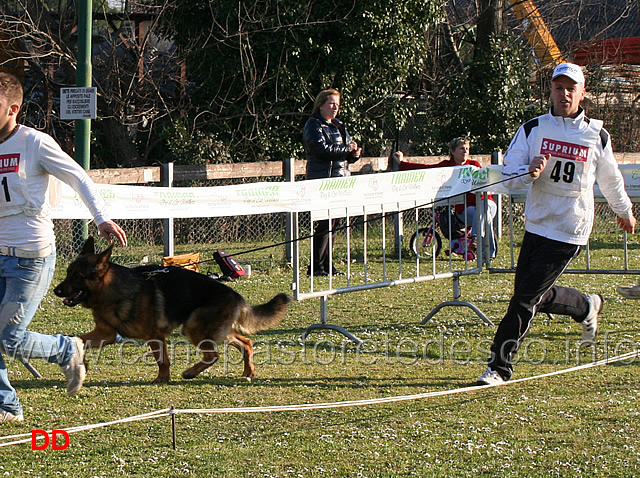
[291,194,493,345]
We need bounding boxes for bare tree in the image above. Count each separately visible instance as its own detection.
[0,0,186,167]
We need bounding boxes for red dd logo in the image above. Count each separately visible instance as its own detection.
[31,430,70,450]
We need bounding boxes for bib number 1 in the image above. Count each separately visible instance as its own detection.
[1,176,10,202]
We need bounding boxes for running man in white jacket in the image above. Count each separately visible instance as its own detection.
[477,62,636,385]
[0,73,127,421]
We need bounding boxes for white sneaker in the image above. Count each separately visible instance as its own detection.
[477,367,505,386]
[0,409,24,422]
[617,283,640,299]
[62,337,86,396]
[581,294,602,346]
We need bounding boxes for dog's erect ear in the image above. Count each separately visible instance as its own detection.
[81,237,95,255]
[94,244,114,274]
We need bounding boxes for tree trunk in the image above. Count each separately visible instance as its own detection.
[97,118,141,168]
[475,0,506,60]
[439,11,465,74]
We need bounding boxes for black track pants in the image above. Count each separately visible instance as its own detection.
[488,232,590,380]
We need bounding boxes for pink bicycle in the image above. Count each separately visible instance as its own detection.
[409,208,476,261]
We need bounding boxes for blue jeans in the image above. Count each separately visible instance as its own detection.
[0,252,75,415]
[456,199,498,258]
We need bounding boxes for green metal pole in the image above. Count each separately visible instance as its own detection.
[73,0,92,246]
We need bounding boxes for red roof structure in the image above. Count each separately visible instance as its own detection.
[571,37,640,65]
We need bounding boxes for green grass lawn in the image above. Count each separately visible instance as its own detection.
[1,238,640,477]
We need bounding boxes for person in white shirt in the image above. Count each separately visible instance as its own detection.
[477,63,636,385]
[0,72,127,421]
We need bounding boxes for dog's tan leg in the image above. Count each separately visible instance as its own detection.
[80,323,118,349]
[228,334,254,379]
[182,339,219,379]
[147,338,171,384]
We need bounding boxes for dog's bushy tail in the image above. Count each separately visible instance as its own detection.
[238,293,291,335]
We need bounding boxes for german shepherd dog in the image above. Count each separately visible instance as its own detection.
[53,237,291,383]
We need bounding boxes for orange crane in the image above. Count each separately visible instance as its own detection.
[508,0,565,66]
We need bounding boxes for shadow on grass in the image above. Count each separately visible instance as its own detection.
[12,371,476,393]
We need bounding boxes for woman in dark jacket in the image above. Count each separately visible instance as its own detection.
[303,88,362,276]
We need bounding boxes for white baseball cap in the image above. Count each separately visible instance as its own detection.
[552,62,585,85]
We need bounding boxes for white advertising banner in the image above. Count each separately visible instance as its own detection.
[50,164,640,220]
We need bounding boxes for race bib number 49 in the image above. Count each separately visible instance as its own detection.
[538,138,590,193]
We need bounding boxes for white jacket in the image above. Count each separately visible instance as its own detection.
[502,108,632,245]
[0,125,109,250]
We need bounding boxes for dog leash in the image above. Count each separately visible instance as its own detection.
[230,170,532,258]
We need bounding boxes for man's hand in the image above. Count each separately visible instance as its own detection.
[529,154,550,178]
[617,215,637,234]
[98,221,128,246]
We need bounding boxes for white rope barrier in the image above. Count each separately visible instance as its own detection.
[1,349,637,448]
[0,409,172,447]
[176,349,640,415]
